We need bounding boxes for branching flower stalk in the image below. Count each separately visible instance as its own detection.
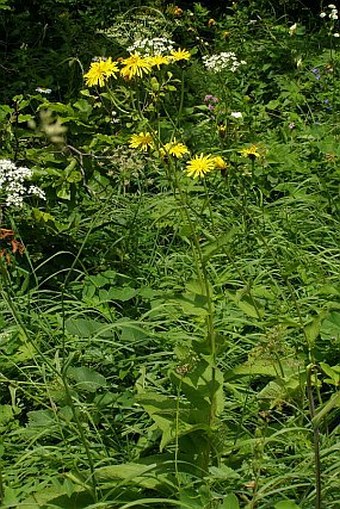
[165,157,219,470]
[83,41,262,479]
[124,56,249,471]
[127,68,221,465]
[97,49,223,474]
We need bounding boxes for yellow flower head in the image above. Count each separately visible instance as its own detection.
[160,140,189,159]
[213,156,228,170]
[173,6,183,16]
[149,55,170,69]
[185,154,215,179]
[148,55,170,69]
[84,57,119,87]
[169,48,191,62]
[129,132,154,151]
[240,144,261,160]
[120,53,153,80]
[167,5,183,16]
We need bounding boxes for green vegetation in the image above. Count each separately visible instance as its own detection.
[0,1,339,508]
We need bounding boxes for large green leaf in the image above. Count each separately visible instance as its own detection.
[105,286,137,301]
[320,310,340,340]
[224,358,301,381]
[168,293,210,317]
[209,465,240,481]
[65,317,112,338]
[319,362,340,385]
[226,290,264,319]
[202,229,238,263]
[67,366,107,392]
[274,501,301,509]
[304,311,327,345]
[27,409,56,428]
[22,484,91,509]
[313,392,340,426]
[220,493,240,509]
[136,392,205,450]
[96,463,164,490]
[170,359,225,417]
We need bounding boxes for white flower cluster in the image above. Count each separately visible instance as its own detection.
[0,159,46,208]
[320,4,339,35]
[320,4,338,20]
[202,52,246,73]
[289,23,297,35]
[231,111,243,119]
[35,87,52,94]
[127,36,175,55]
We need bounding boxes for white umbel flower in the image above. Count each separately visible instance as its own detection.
[0,159,45,208]
[203,52,246,73]
[127,37,175,56]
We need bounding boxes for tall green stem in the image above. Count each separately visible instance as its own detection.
[307,365,322,509]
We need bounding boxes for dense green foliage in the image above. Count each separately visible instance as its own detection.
[0,1,339,509]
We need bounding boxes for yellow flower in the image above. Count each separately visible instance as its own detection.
[208,18,216,27]
[240,144,261,160]
[84,57,119,87]
[185,154,215,178]
[173,6,183,16]
[160,140,189,159]
[120,53,153,80]
[218,125,227,138]
[167,5,184,16]
[129,132,154,151]
[213,156,228,169]
[148,55,170,69]
[169,48,191,62]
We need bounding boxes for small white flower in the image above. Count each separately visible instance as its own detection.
[35,87,52,94]
[289,23,297,35]
[333,32,340,37]
[231,111,243,119]
[330,11,338,19]
[328,4,336,9]
[28,185,46,200]
[111,110,120,123]
[320,12,327,17]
